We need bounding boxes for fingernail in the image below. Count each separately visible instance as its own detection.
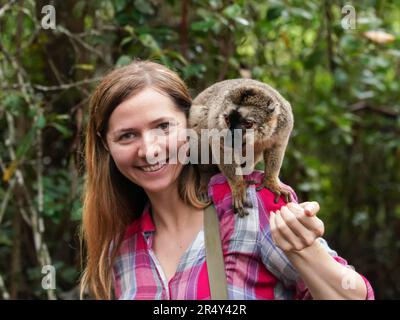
[305,208,314,216]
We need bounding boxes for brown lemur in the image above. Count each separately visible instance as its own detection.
[189,79,294,217]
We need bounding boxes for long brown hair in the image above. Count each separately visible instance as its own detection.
[80,60,206,299]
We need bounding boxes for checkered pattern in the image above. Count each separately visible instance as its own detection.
[112,170,374,300]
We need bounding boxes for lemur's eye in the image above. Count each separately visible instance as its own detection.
[268,104,276,113]
[244,120,254,129]
[224,114,230,124]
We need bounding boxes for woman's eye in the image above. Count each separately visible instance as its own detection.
[119,132,136,140]
[158,122,170,131]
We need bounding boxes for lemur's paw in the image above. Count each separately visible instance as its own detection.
[233,205,250,218]
[232,192,252,218]
[256,180,292,204]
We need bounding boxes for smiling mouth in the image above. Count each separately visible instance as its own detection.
[137,158,169,172]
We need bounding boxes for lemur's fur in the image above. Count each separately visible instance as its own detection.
[189,79,294,217]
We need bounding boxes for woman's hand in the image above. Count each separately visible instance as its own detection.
[269,201,325,253]
[269,202,370,300]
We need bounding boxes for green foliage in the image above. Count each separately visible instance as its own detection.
[0,0,399,299]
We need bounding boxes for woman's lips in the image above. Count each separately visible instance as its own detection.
[135,158,169,172]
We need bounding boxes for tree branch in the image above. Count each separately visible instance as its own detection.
[180,0,189,59]
[323,0,336,73]
[350,101,400,119]
[33,77,103,91]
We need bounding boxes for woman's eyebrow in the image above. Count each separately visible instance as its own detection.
[112,117,176,135]
[148,116,176,125]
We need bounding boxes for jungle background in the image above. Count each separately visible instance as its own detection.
[0,0,399,299]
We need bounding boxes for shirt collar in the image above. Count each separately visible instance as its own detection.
[140,202,156,235]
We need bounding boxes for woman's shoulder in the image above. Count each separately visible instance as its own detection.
[207,170,298,244]
[207,170,298,211]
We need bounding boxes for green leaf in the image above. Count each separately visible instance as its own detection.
[51,123,72,138]
[35,114,46,129]
[84,15,93,29]
[290,7,313,20]
[223,4,241,19]
[114,0,128,12]
[4,94,25,116]
[182,63,206,78]
[134,0,154,15]
[120,36,133,47]
[72,1,86,18]
[266,6,283,21]
[139,34,160,51]
[115,55,132,66]
[123,25,135,35]
[304,49,323,70]
[334,68,349,86]
[190,20,214,32]
[314,68,334,94]
[71,205,82,222]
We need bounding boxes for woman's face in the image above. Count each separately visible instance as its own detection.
[105,87,188,194]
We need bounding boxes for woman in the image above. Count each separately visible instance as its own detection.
[80,60,374,300]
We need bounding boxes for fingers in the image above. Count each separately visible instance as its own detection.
[280,206,317,247]
[269,211,293,252]
[299,201,320,217]
[269,202,325,253]
[287,202,325,237]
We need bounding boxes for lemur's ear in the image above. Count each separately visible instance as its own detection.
[240,88,257,100]
[229,86,271,106]
[236,87,277,113]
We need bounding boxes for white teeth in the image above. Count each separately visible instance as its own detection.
[140,162,166,172]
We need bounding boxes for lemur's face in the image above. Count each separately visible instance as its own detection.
[223,108,255,131]
[219,87,279,149]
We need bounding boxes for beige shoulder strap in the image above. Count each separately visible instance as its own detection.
[204,204,228,300]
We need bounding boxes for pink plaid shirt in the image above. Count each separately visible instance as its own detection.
[112,170,374,300]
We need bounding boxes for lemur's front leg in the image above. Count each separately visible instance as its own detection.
[256,144,292,204]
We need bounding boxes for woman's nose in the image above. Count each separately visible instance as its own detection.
[137,133,162,162]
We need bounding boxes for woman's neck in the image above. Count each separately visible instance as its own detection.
[146,183,202,234]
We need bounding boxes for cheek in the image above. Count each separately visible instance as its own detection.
[109,145,137,168]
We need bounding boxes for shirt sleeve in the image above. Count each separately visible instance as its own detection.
[258,220,302,295]
[256,184,304,297]
[293,238,375,300]
[256,182,374,300]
